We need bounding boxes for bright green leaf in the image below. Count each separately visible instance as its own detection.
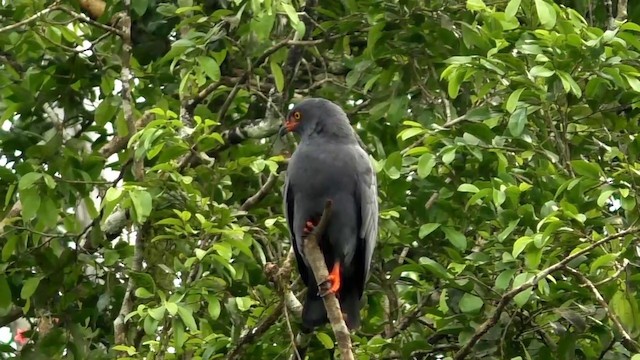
[21,276,42,299]
[442,227,467,250]
[506,88,524,113]
[459,293,484,314]
[197,56,221,82]
[508,107,527,137]
[534,0,557,29]
[316,332,334,349]
[419,223,440,238]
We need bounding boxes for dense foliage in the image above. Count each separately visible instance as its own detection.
[2,0,640,359]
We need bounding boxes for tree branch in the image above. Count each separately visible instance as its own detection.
[563,265,640,352]
[113,4,143,349]
[0,1,61,34]
[453,226,640,360]
[303,200,354,360]
[241,172,279,211]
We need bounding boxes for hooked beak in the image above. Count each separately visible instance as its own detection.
[278,116,297,137]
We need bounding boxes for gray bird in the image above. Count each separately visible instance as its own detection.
[279,98,378,331]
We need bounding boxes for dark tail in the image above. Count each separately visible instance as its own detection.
[301,290,328,333]
[301,286,362,332]
[339,287,361,329]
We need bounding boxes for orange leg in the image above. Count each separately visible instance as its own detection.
[319,262,341,297]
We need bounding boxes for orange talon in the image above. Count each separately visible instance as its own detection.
[319,262,341,297]
[303,220,316,235]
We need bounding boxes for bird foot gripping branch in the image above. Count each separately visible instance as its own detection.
[302,217,342,297]
[318,262,341,297]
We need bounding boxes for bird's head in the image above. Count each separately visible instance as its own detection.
[278,98,354,141]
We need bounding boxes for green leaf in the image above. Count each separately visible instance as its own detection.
[281,3,300,25]
[512,274,533,307]
[19,188,40,221]
[467,0,487,11]
[148,306,166,321]
[459,293,483,314]
[398,127,425,141]
[512,236,534,258]
[207,295,221,320]
[19,172,42,190]
[505,0,521,18]
[21,276,42,299]
[610,290,634,330]
[508,107,527,137]
[132,0,149,16]
[419,257,453,279]
[166,302,178,316]
[367,22,386,55]
[316,332,334,349]
[458,184,480,193]
[570,160,601,178]
[597,190,614,207]
[130,189,153,223]
[495,269,516,290]
[417,153,436,178]
[556,71,582,97]
[441,147,456,164]
[197,56,221,82]
[447,68,466,99]
[497,219,520,242]
[590,253,619,275]
[529,65,555,77]
[270,60,285,92]
[419,223,440,238]
[177,306,198,330]
[235,296,257,311]
[534,0,557,29]
[506,88,524,113]
[623,75,640,93]
[442,227,467,250]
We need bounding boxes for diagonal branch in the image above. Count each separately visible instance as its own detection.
[302,200,354,360]
[563,266,640,352]
[0,1,61,34]
[453,226,640,360]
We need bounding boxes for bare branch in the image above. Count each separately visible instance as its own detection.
[563,266,640,352]
[0,1,61,34]
[241,172,279,211]
[303,200,354,360]
[453,227,640,360]
[113,4,144,349]
[56,6,123,36]
[617,0,628,22]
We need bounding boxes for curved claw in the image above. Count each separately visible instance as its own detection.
[303,220,316,236]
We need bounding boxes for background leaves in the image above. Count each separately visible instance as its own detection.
[1,0,640,359]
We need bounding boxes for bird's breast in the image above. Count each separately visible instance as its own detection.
[288,145,357,198]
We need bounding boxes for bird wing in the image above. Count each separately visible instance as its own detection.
[354,146,379,282]
[283,174,310,284]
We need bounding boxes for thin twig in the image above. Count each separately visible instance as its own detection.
[453,227,640,359]
[0,1,61,34]
[241,172,279,211]
[563,266,640,352]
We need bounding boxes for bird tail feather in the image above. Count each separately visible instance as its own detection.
[301,291,328,332]
[339,288,361,330]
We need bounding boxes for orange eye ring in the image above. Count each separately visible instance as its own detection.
[293,111,301,120]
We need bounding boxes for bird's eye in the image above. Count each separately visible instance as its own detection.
[293,111,301,120]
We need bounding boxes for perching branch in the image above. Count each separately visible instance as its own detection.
[0,1,61,34]
[563,265,640,352]
[113,4,144,349]
[453,226,640,360]
[302,200,354,360]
